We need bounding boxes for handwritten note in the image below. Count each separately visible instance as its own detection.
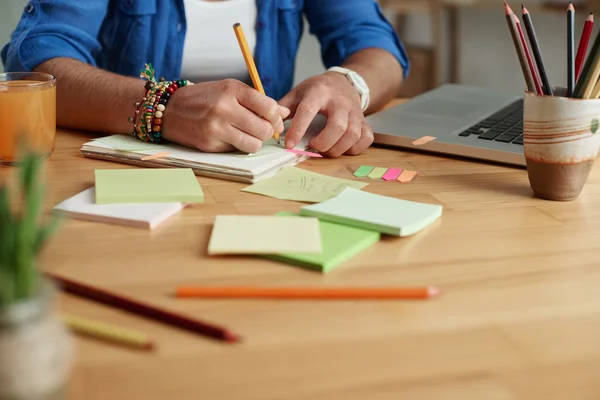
[241,166,368,203]
[95,135,171,152]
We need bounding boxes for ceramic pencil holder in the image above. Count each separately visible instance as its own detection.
[523,87,600,201]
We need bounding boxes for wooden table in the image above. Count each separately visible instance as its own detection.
[6,99,600,399]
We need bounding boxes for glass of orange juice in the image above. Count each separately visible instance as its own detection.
[0,72,56,165]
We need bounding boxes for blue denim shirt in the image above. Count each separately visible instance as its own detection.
[2,0,409,100]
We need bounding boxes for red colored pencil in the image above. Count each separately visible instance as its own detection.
[514,14,543,94]
[576,13,594,82]
[175,286,441,300]
[46,273,241,343]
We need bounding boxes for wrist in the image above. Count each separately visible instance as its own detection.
[325,66,370,112]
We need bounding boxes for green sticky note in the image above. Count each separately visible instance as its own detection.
[264,212,380,272]
[367,167,387,179]
[300,187,442,236]
[95,135,171,152]
[95,168,204,204]
[241,166,368,203]
[354,165,374,177]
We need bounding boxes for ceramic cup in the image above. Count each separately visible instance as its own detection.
[523,87,600,201]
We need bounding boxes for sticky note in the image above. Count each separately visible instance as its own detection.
[353,165,374,177]
[382,168,402,181]
[94,168,204,204]
[300,187,442,236]
[264,212,380,273]
[367,167,387,179]
[286,149,323,158]
[398,170,418,183]
[207,215,322,255]
[412,136,436,145]
[241,166,368,203]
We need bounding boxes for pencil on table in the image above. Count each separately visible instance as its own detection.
[175,286,441,300]
[575,13,594,83]
[46,272,241,343]
[61,313,155,350]
[567,2,575,97]
[522,4,553,95]
[504,2,537,93]
[233,22,280,142]
[573,21,600,98]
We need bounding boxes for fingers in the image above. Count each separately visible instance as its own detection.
[310,107,349,153]
[284,95,321,149]
[229,105,276,142]
[235,82,284,133]
[323,114,362,157]
[221,124,263,154]
[346,120,374,156]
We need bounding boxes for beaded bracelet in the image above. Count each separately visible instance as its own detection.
[128,63,193,143]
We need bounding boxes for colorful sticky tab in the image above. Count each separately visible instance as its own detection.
[382,168,402,181]
[354,165,374,177]
[286,149,323,158]
[141,151,171,161]
[397,170,418,183]
[412,136,436,145]
[367,167,387,179]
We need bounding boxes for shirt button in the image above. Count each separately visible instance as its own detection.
[263,77,271,84]
[256,21,264,29]
[25,3,34,13]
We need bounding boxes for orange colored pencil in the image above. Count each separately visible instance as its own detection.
[175,286,441,300]
[233,22,279,142]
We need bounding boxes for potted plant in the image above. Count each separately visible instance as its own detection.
[0,153,73,400]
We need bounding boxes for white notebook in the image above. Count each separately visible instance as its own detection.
[54,188,185,229]
[80,116,326,183]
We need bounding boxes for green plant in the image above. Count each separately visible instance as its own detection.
[0,153,59,306]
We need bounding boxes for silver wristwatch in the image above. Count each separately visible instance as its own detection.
[327,66,370,112]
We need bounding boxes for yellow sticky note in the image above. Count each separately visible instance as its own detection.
[241,167,368,203]
[367,167,387,179]
[207,215,322,254]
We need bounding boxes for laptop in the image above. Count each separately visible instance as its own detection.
[367,83,526,166]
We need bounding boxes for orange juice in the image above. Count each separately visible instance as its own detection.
[0,73,56,165]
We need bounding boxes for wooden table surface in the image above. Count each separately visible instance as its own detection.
[5,99,600,399]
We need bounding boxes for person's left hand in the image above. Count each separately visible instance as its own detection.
[278,72,374,157]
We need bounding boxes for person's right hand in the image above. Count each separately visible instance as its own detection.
[161,79,290,153]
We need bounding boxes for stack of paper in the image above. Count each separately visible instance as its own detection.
[80,116,327,183]
[54,168,203,229]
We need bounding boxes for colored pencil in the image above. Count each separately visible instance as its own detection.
[515,14,544,94]
[567,2,575,97]
[575,13,594,82]
[61,313,155,350]
[233,22,279,142]
[46,273,241,343]
[504,2,537,93]
[175,286,441,300]
[522,4,553,95]
[573,21,600,98]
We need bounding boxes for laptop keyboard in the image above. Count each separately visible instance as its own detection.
[458,99,524,145]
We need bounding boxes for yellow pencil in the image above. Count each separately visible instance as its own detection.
[233,22,280,142]
[61,313,155,351]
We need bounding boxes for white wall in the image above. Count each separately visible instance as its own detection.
[0,1,27,73]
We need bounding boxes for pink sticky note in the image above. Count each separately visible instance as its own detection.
[286,149,323,158]
[382,168,402,181]
[412,136,436,146]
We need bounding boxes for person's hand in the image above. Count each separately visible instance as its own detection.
[278,72,374,157]
[161,79,290,153]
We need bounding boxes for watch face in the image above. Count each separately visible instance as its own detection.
[349,71,368,92]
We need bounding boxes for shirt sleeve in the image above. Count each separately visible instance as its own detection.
[303,0,410,80]
[1,0,110,72]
